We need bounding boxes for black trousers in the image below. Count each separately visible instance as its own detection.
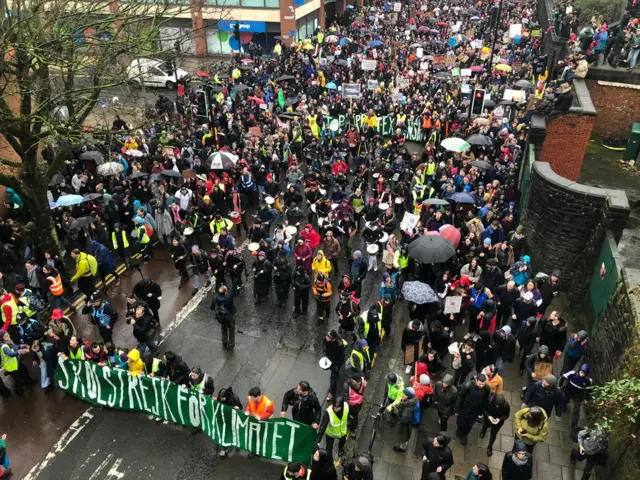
[294,289,309,313]
[8,363,31,395]
[438,414,450,432]
[348,403,362,431]
[570,449,603,480]
[78,275,95,298]
[324,435,346,457]
[481,416,505,448]
[316,300,331,320]
[98,325,113,344]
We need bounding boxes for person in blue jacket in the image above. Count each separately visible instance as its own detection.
[91,240,120,287]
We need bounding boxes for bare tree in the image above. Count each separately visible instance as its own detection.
[0,0,190,252]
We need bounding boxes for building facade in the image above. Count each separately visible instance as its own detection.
[140,0,357,57]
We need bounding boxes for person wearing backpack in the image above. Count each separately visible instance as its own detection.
[211,285,237,350]
[70,248,97,299]
[82,293,117,343]
[392,387,420,453]
[133,216,151,262]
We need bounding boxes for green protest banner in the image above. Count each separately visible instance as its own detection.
[322,113,425,142]
[55,359,316,464]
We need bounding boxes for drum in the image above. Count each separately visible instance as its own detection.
[212,234,220,243]
[392,173,400,182]
[319,188,327,196]
[366,243,379,255]
[229,211,242,224]
[379,231,389,244]
[183,227,194,236]
[248,242,260,252]
[285,226,297,236]
[331,203,339,210]
[355,205,364,213]
[379,203,389,210]
[372,173,380,179]
[395,197,404,204]
[319,357,332,370]
[311,204,317,213]
[265,196,275,205]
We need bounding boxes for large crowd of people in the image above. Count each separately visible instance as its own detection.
[0,0,615,479]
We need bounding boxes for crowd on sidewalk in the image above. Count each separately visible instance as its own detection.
[0,0,620,478]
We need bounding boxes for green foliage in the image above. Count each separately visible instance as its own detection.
[588,326,640,435]
[574,0,625,25]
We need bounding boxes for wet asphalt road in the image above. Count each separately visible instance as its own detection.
[16,233,399,480]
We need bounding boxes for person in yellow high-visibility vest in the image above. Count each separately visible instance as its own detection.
[133,216,151,262]
[0,328,31,395]
[317,397,349,459]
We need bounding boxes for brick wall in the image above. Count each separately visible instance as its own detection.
[585,79,640,140]
[538,113,595,181]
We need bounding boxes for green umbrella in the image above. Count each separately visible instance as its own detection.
[441,137,471,153]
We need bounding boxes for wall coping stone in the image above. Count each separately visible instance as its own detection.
[572,79,596,116]
[622,267,640,321]
[533,162,630,210]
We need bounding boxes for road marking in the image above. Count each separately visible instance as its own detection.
[24,409,95,480]
[87,454,113,480]
[27,239,250,478]
[105,458,125,480]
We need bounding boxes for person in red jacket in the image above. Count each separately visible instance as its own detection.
[411,373,434,416]
[0,290,19,342]
[293,238,313,272]
[300,224,321,249]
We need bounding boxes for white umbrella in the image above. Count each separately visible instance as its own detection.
[208,151,238,170]
[97,162,124,176]
[125,149,143,157]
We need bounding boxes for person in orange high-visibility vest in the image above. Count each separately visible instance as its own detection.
[42,265,76,313]
[244,386,275,458]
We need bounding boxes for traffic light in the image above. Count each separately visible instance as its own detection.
[195,89,210,123]
[489,5,500,29]
[470,88,486,116]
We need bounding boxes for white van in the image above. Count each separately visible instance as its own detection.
[127,58,190,89]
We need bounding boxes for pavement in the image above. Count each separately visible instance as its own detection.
[355,293,591,480]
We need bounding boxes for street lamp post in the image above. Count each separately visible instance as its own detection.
[487,0,504,71]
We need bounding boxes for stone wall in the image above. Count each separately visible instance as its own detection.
[588,268,640,384]
[585,79,640,140]
[522,162,630,306]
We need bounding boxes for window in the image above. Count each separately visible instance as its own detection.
[203,0,279,6]
[296,10,318,40]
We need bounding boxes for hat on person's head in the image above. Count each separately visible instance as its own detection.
[203,195,210,201]
[559,82,571,94]
[544,374,557,387]
[52,308,64,320]
[0,329,7,338]
[524,292,534,301]
[134,216,143,224]
[258,250,266,256]
[14,284,25,294]
[420,374,431,386]
[384,293,392,302]
[464,185,471,192]
[328,329,339,339]
[403,387,415,399]
[483,238,492,246]
[577,330,588,341]
[516,225,524,232]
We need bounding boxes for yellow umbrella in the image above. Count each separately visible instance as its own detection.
[303,43,314,50]
[495,64,512,72]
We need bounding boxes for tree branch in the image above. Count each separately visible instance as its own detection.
[45,145,71,181]
[0,171,23,194]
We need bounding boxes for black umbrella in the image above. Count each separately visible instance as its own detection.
[408,235,456,264]
[435,71,450,78]
[285,97,299,107]
[276,75,295,82]
[79,151,104,163]
[48,173,65,187]
[82,193,103,202]
[499,99,516,106]
[471,160,494,171]
[150,173,163,182]
[233,83,250,92]
[160,169,182,178]
[515,79,535,90]
[210,85,224,93]
[484,99,496,108]
[466,134,493,146]
[335,59,349,66]
[127,172,148,180]
[74,216,97,229]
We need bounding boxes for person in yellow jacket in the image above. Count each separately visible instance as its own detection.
[126,348,145,376]
[308,113,320,138]
[273,43,282,56]
[362,109,379,129]
[70,249,97,299]
[318,70,326,87]
[316,29,324,45]
[231,67,241,80]
[209,214,234,235]
[312,251,332,278]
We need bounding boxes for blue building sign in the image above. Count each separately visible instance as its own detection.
[219,20,267,33]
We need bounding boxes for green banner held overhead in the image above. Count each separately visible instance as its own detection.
[55,359,316,464]
[322,113,426,142]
